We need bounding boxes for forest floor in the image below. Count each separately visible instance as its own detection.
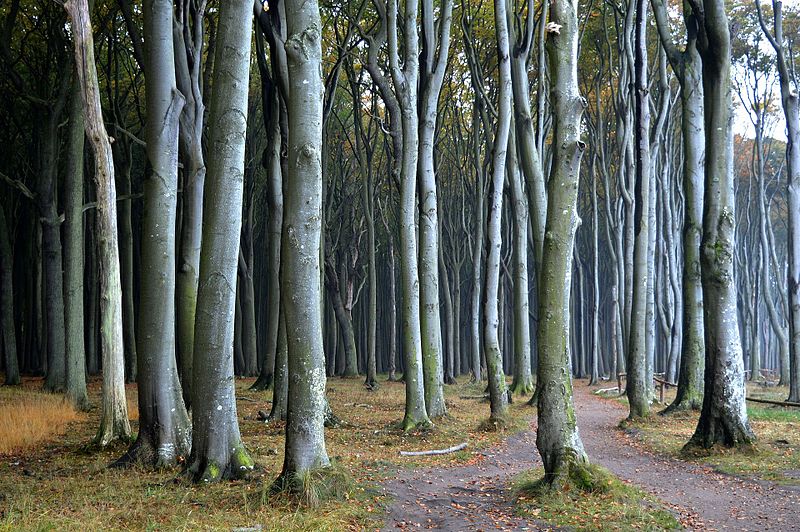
[1,375,799,530]
[380,382,800,531]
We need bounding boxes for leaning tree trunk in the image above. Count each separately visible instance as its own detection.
[64,0,131,444]
[626,0,652,419]
[0,203,20,385]
[174,0,207,408]
[186,0,254,481]
[124,0,191,466]
[63,76,88,411]
[275,0,331,488]
[757,0,800,403]
[689,0,755,449]
[535,0,589,488]
[482,0,512,425]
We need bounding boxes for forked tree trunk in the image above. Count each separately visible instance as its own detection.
[535,0,589,487]
[187,0,254,481]
[63,0,131,444]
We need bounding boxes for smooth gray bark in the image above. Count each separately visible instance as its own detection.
[125,0,190,466]
[276,0,331,485]
[187,0,254,481]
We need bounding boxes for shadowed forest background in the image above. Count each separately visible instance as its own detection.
[0,0,799,529]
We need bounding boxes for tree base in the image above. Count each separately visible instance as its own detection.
[186,444,255,483]
[660,395,702,415]
[510,379,535,396]
[538,453,597,492]
[249,373,274,391]
[113,431,190,469]
[271,463,352,507]
[401,415,433,433]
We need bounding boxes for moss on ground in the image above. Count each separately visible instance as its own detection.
[513,465,681,531]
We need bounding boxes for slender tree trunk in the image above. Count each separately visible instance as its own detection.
[536,0,589,487]
[186,0,254,481]
[626,0,652,419]
[0,203,19,385]
[508,127,534,396]
[64,0,131,445]
[387,238,398,381]
[269,309,288,421]
[63,76,88,410]
[483,0,512,424]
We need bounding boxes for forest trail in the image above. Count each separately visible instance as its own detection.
[380,385,800,531]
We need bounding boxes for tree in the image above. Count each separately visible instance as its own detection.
[124,0,190,466]
[757,0,800,403]
[275,0,331,488]
[652,0,706,414]
[626,0,652,419]
[535,0,590,486]
[186,0,254,482]
[687,0,756,448]
[63,0,131,445]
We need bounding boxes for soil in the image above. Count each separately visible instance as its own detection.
[380,384,800,531]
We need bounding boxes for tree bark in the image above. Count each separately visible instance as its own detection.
[688,0,755,448]
[535,0,589,487]
[64,0,132,445]
[0,203,19,386]
[483,0,513,425]
[186,0,254,481]
[124,0,190,466]
[276,0,331,486]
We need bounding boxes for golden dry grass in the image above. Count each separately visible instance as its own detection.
[0,380,86,455]
[0,375,532,531]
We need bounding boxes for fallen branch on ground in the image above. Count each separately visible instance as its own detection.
[399,442,468,456]
[746,397,800,408]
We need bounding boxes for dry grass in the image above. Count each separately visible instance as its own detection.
[0,379,86,455]
[0,375,533,531]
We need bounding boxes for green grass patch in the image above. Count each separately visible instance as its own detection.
[512,465,681,531]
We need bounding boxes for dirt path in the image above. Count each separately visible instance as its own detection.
[379,427,543,531]
[573,385,800,531]
[380,387,800,531]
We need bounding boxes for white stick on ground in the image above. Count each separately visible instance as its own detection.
[399,442,468,456]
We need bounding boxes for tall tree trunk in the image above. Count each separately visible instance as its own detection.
[64,0,132,445]
[125,0,190,466]
[111,136,137,383]
[508,126,534,396]
[387,237,398,381]
[268,309,288,421]
[535,0,589,487]
[483,0,512,425]
[652,0,705,412]
[626,0,652,419]
[63,76,88,410]
[688,0,755,448]
[187,0,254,481]
[39,105,67,393]
[276,0,331,487]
